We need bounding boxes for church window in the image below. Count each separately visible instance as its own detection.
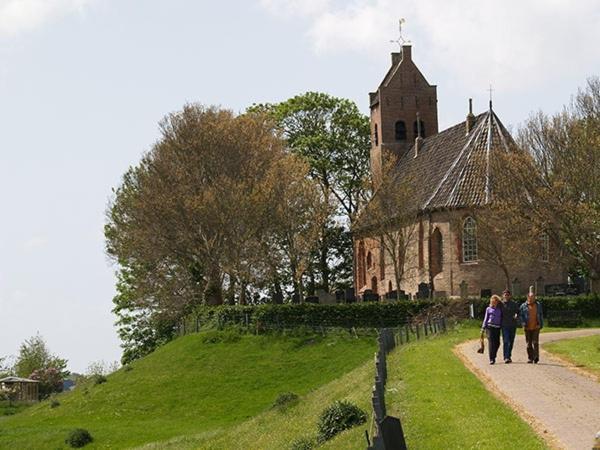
[388,281,393,293]
[374,124,379,146]
[431,227,443,276]
[418,220,424,269]
[371,276,378,294]
[540,233,550,262]
[462,217,478,262]
[358,241,366,287]
[413,120,426,138]
[367,251,372,269]
[395,121,407,141]
[379,245,385,280]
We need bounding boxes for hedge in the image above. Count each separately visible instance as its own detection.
[471,294,600,319]
[183,301,439,331]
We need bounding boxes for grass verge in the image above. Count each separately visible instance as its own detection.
[544,334,600,378]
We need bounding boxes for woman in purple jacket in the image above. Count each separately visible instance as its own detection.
[482,295,503,364]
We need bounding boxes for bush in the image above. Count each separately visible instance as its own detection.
[316,400,367,443]
[91,375,107,386]
[289,436,315,450]
[200,328,242,344]
[272,392,299,410]
[65,428,93,448]
[50,399,60,409]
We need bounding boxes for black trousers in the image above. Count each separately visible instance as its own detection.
[486,327,501,362]
[525,328,540,361]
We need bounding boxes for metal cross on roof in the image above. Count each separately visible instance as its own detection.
[390,18,410,50]
[488,84,494,109]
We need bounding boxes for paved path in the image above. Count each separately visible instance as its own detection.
[456,329,600,450]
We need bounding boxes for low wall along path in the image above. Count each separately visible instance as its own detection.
[456,329,600,450]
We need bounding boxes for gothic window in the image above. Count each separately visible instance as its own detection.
[379,245,385,280]
[413,120,426,138]
[540,233,550,262]
[395,121,407,141]
[418,220,424,269]
[367,251,372,269]
[358,241,366,287]
[431,227,443,276]
[388,281,393,293]
[462,217,478,262]
[371,276,378,293]
[374,124,379,146]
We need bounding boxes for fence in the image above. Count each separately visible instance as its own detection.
[366,317,447,450]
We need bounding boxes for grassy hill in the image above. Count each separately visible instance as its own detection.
[0,329,375,449]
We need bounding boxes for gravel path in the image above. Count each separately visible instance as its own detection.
[456,329,600,450]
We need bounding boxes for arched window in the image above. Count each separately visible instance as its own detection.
[395,121,407,141]
[371,276,378,294]
[379,246,385,280]
[418,220,424,269]
[413,120,425,138]
[374,124,379,146]
[367,251,372,269]
[462,217,478,262]
[388,281,393,293]
[540,233,550,262]
[357,241,366,287]
[431,227,443,276]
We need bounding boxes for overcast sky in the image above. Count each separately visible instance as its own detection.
[1,0,599,372]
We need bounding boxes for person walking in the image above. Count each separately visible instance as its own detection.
[482,295,503,365]
[500,289,519,363]
[520,287,544,364]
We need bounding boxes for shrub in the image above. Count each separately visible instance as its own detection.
[289,436,315,450]
[272,392,299,410]
[91,375,107,386]
[65,428,93,448]
[317,400,367,443]
[200,329,242,344]
[50,399,60,409]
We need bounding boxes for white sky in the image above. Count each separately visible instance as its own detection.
[1,0,599,372]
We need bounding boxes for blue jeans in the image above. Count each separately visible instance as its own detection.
[502,327,517,360]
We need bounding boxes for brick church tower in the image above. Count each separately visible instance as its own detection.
[369,45,438,188]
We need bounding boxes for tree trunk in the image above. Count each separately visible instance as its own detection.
[204,267,223,305]
[239,281,248,305]
[319,232,330,292]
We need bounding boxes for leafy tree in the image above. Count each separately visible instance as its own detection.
[355,158,419,300]
[249,92,371,292]
[13,335,68,380]
[517,78,600,291]
[0,357,11,378]
[106,104,325,359]
[30,368,63,399]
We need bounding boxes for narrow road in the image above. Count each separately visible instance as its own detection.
[456,329,600,450]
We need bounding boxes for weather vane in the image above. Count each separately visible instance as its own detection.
[390,18,410,50]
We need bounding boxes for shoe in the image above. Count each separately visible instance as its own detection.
[490,360,495,365]
[507,358,512,363]
[527,360,533,364]
[534,358,539,364]
[505,359,512,364]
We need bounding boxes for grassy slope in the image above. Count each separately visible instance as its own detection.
[544,334,600,377]
[141,322,546,450]
[0,330,374,449]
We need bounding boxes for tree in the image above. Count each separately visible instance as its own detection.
[106,104,326,360]
[249,92,371,292]
[13,335,68,380]
[355,159,419,300]
[0,357,11,378]
[30,368,63,400]
[517,78,600,291]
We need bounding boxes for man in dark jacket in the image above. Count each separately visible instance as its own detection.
[500,289,519,363]
[519,287,544,363]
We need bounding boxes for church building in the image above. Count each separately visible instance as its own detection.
[353,45,567,299]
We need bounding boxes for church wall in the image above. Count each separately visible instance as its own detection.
[354,209,568,299]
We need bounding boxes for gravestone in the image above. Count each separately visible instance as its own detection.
[345,287,356,303]
[335,290,345,302]
[459,280,468,299]
[363,290,380,302]
[417,282,430,299]
[316,289,336,304]
[304,295,319,304]
[291,293,301,304]
[272,291,284,305]
[480,289,492,298]
[511,278,521,297]
[385,290,397,301]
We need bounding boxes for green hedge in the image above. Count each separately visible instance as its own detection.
[183,301,439,331]
[471,294,600,319]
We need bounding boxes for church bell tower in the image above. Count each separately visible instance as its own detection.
[369,44,438,188]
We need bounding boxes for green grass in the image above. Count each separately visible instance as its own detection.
[0,329,374,449]
[544,334,600,377]
[0,401,31,417]
[136,321,547,450]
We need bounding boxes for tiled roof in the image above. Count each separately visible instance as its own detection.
[389,107,514,212]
